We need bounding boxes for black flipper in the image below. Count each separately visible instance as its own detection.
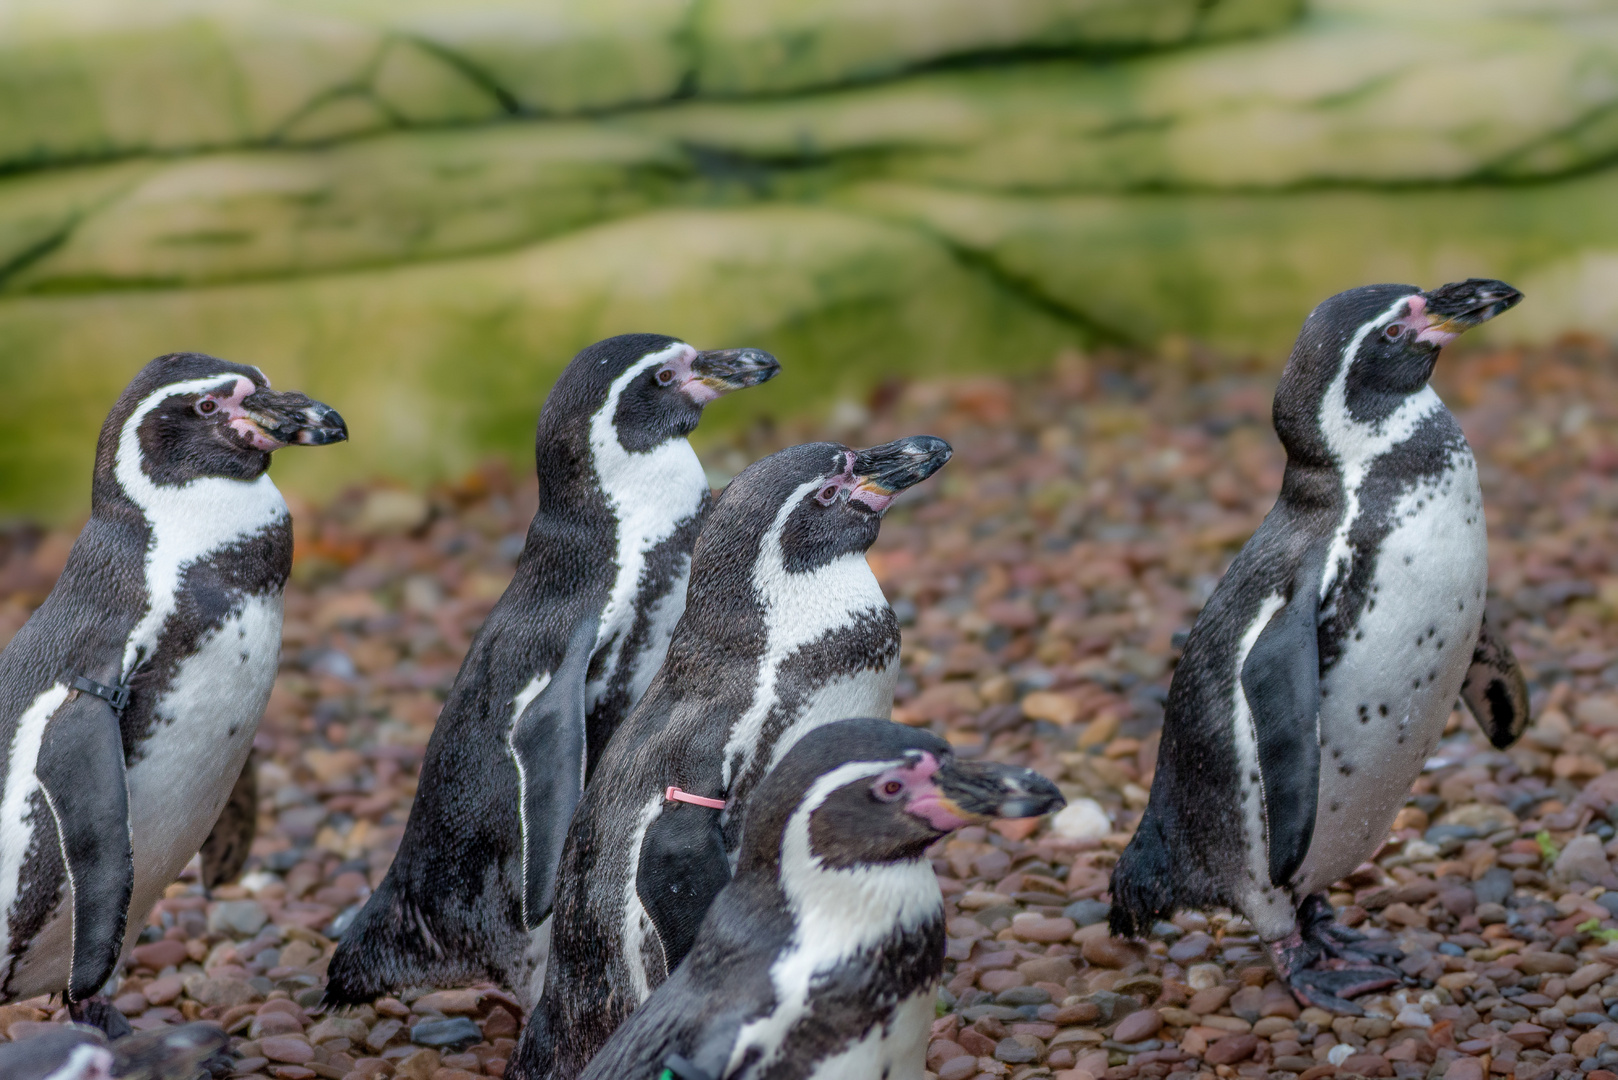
[636,800,731,977]
[36,677,133,1004]
[1460,613,1530,749]
[201,749,258,892]
[1239,554,1325,889]
[509,611,599,930]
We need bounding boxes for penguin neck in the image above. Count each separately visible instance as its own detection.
[772,764,942,956]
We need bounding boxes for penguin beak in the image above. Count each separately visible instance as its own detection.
[911,758,1065,831]
[684,348,780,404]
[1415,278,1523,347]
[238,388,349,449]
[849,435,952,512]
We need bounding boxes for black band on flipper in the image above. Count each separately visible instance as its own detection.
[37,686,133,1003]
[636,799,731,975]
[510,610,599,930]
[1240,549,1326,889]
[70,676,129,713]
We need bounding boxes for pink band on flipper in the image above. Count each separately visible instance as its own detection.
[665,786,726,809]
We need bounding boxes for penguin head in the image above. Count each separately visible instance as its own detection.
[538,334,778,459]
[95,352,347,493]
[700,435,952,577]
[1276,278,1521,444]
[740,719,1064,874]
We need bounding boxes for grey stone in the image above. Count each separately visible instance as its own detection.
[1474,867,1515,906]
[1064,899,1111,927]
[409,1017,483,1050]
[207,900,267,938]
[1554,834,1610,884]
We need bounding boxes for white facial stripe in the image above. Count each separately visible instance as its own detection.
[730,759,941,1074]
[0,684,68,988]
[719,478,892,791]
[585,344,709,710]
[1316,294,1444,604]
[115,376,290,677]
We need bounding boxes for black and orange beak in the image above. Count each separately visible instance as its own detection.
[240,388,348,447]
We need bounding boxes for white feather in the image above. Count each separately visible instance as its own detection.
[1228,594,1296,942]
[0,684,69,986]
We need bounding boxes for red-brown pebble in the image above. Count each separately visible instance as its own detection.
[260,1036,316,1065]
[1203,1033,1258,1065]
[1112,1008,1163,1043]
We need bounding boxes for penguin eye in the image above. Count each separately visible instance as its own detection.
[874,778,906,802]
[655,368,677,386]
[815,484,840,506]
[1385,323,1403,339]
[196,399,218,415]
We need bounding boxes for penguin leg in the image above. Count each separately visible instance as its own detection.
[67,995,134,1040]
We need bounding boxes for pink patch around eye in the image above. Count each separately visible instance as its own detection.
[850,487,895,513]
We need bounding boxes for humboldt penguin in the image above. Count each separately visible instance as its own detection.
[1111,279,1530,1012]
[325,335,778,1006]
[0,354,345,1029]
[512,435,952,1080]
[578,718,1063,1080]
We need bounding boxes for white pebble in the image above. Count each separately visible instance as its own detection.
[1395,1006,1433,1029]
[1049,798,1111,841]
[1328,1044,1354,1065]
[1186,963,1224,990]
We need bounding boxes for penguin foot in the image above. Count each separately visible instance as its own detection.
[1299,893,1405,966]
[67,995,134,1040]
[1285,965,1403,1016]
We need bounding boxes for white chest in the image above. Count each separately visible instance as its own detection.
[1296,452,1488,894]
[127,592,282,900]
[795,990,932,1080]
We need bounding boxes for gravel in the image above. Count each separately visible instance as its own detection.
[2,340,1618,1080]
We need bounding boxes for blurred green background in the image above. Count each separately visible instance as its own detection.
[3,0,1617,518]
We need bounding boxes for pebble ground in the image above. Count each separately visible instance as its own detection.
[0,340,1615,1080]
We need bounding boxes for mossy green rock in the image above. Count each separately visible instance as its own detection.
[4,125,691,290]
[0,204,1079,519]
[691,0,1298,95]
[840,174,1618,355]
[634,6,1618,189]
[0,0,1304,172]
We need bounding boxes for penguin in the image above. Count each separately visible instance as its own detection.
[512,435,952,1080]
[0,353,346,1029]
[577,718,1064,1080]
[0,1020,227,1080]
[1110,279,1530,1013]
[324,335,779,1007]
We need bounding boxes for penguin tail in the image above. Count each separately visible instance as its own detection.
[323,874,452,1007]
[1108,810,1180,940]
